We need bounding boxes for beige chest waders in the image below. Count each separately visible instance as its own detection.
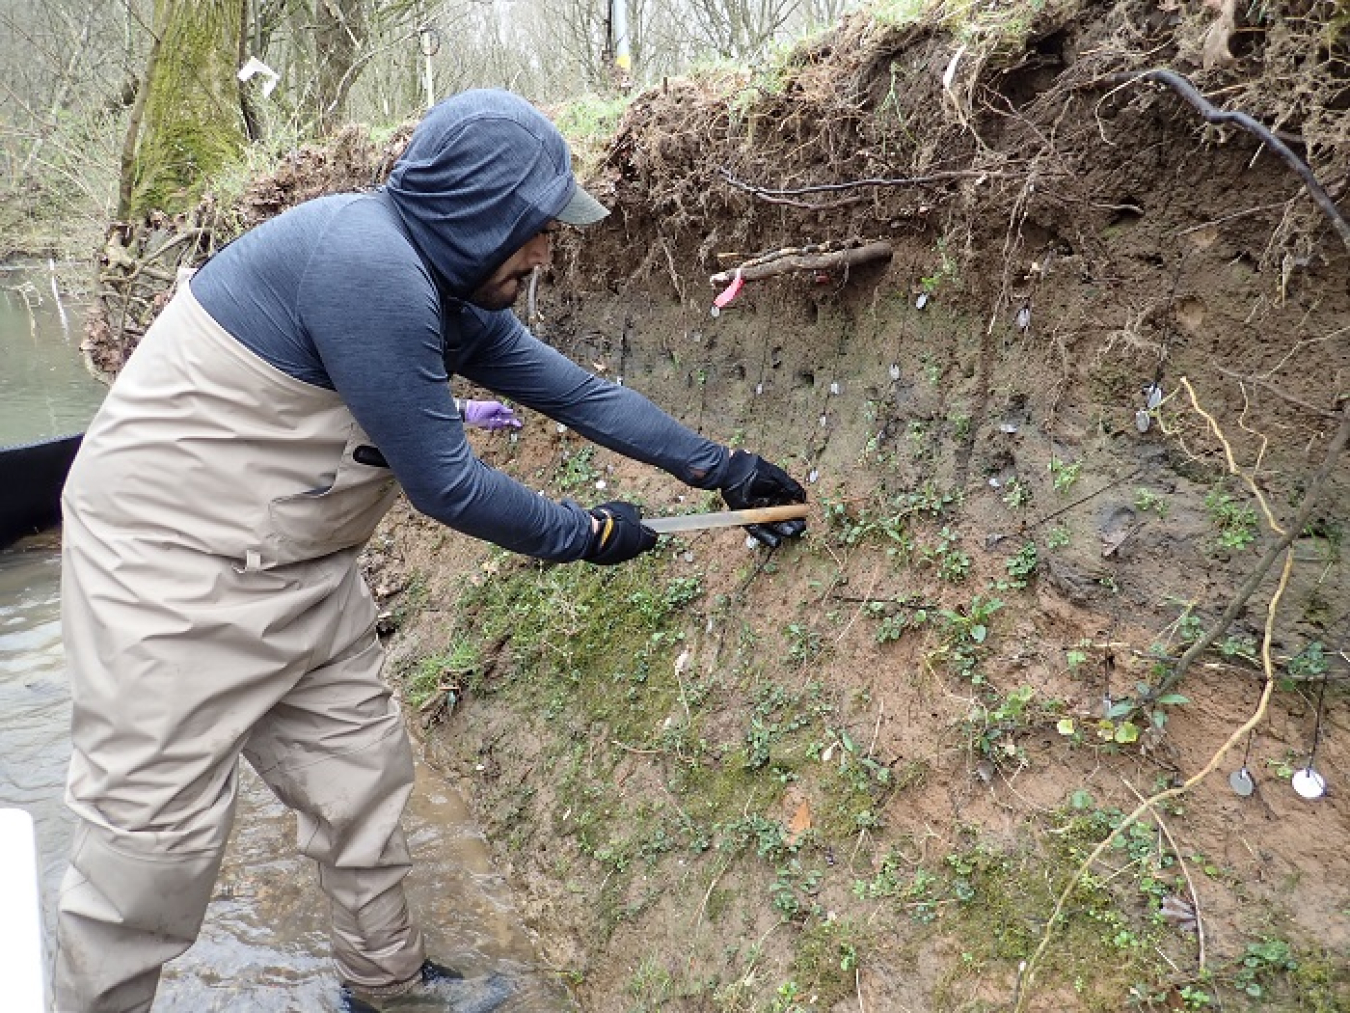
[54,287,425,1012]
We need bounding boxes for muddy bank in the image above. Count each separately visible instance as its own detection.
[379,7,1349,1011]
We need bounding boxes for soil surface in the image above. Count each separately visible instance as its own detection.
[85,3,1349,1011]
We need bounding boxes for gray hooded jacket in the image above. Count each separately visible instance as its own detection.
[191,90,728,561]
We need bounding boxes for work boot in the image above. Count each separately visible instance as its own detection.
[339,958,516,1012]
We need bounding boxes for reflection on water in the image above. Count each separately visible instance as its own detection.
[0,539,573,1011]
[0,264,107,446]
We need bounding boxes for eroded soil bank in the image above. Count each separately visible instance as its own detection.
[85,2,1349,1010]
[377,8,1350,1010]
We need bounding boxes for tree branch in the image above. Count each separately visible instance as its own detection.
[709,242,892,285]
[1101,70,1350,253]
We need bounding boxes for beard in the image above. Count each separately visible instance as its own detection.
[467,271,531,311]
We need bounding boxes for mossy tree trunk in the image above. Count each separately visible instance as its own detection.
[120,0,248,218]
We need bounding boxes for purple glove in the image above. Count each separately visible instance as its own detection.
[460,399,522,431]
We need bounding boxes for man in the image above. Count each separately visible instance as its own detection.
[55,88,805,1012]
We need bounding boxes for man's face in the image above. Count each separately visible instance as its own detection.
[466,224,556,311]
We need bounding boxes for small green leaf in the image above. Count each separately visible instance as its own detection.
[971,625,987,643]
[1056,718,1077,736]
[1156,693,1190,706]
[1114,721,1140,744]
[1107,700,1135,719]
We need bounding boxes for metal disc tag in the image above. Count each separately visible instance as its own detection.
[1291,767,1326,800]
[1228,768,1255,797]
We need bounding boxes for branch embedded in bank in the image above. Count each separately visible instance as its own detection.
[708,241,893,286]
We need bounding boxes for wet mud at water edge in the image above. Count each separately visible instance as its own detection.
[0,538,575,1012]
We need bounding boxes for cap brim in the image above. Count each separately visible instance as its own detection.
[554,183,609,226]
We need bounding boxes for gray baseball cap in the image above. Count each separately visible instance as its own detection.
[555,181,609,226]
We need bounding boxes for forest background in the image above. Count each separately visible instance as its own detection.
[0,0,853,256]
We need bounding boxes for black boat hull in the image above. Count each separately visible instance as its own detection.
[0,433,82,549]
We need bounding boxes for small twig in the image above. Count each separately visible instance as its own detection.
[1169,200,1294,236]
[1022,467,1146,530]
[610,739,661,755]
[717,166,988,198]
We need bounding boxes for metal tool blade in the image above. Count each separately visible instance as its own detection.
[644,503,810,534]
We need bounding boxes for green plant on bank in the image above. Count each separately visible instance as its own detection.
[1219,632,1258,663]
[926,526,971,582]
[1134,486,1170,517]
[554,93,629,167]
[454,553,701,745]
[383,570,430,632]
[934,594,1004,683]
[555,445,599,493]
[820,484,955,554]
[872,0,928,27]
[1230,939,1300,1000]
[1049,457,1082,493]
[402,637,478,710]
[1091,679,1190,745]
[1046,523,1071,548]
[920,353,942,386]
[1003,541,1039,589]
[964,685,1048,768]
[1001,477,1031,510]
[1285,640,1329,681]
[743,679,832,771]
[784,622,825,667]
[919,235,959,295]
[1205,488,1259,551]
[789,917,868,1011]
[869,594,930,643]
[906,419,930,458]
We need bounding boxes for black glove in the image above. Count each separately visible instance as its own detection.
[719,450,808,548]
[584,501,658,565]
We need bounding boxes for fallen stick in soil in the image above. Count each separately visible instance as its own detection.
[708,241,892,285]
[1099,69,1350,254]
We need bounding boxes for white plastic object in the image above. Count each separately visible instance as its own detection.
[237,56,280,97]
[0,809,46,1012]
[1291,767,1326,800]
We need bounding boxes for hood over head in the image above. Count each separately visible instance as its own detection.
[384,89,606,297]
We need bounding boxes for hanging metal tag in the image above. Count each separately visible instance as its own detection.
[1291,767,1326,800]
[1228,768,1255,797]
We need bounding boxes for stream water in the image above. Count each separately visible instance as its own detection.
[0,264,567,1011]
